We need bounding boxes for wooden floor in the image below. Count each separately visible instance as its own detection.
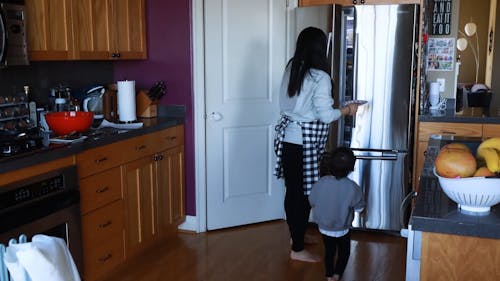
[104,220,407,281]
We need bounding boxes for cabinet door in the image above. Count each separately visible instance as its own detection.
[156,145,185,237]
[73,0,114,60]
[483,124,500,139]
[110,0,147,59]
[123,156,158,258]
[26,0,74,60]
[299,0,334,6]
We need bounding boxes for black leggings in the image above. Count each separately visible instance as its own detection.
[322,232,351,278]
[282,142,310,252]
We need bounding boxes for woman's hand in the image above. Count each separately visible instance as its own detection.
[341,103,359,116]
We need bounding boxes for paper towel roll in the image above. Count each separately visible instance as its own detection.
[429,82,440,107]
[117,80,137,122]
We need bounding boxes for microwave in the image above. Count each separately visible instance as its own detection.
[0,0,28,67]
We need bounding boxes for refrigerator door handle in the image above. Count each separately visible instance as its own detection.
[351,148,399,160]
[352,33,359,128]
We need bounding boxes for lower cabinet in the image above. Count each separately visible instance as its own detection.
[420,232,500,281]
[156,145,185,237]
[77,125,185,281]
[123,155,158,258]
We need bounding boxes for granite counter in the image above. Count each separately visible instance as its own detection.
[0,106,185,174]
[409,135,500,239]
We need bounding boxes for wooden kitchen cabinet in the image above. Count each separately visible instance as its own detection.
[26,0,146,61]
[420,232,500,281]
[156,145,185,237]
[482,124,500,138]
[123,155,158,258]
[26,0,75,60]
[73,0,147,60]
[76,125,185,281]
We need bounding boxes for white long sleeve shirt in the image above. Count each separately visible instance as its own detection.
[279,67,341,145]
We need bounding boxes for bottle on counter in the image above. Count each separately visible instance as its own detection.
[23,85,37,126]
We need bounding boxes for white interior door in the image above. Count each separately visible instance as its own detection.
[204,0,287,230]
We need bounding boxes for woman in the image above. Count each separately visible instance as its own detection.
[274,27,358,262]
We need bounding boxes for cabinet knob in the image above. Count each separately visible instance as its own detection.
[98,253,113,263]
[96,186,110,193]
[95,157,108,164]
[98,220,112,228]
[136,144,147,151]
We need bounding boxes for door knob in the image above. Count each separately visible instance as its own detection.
[207,112,222,121]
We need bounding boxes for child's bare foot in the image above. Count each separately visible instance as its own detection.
[290,249,320,262]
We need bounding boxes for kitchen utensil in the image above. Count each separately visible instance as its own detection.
[433,168,500,214]
[45,111,94,136]
[83,86,105,119]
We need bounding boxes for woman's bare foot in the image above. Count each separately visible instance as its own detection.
[304,233,319,244]
[326,275,339,281]
[290,249,320,262]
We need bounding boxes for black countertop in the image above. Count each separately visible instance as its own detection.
[419,107,500,124]
[0,105,185,174]
[410,135,500,239]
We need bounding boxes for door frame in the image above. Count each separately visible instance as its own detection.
[184,0,299,233]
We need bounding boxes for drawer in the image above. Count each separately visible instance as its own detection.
[79,167,122,214]
[483,124,500,139]
[82,200,124,242]
[418,122,482,141]
[82,234,124,281]
[120,133,155,161]
[77,143,125,178]
[154,125,184,151]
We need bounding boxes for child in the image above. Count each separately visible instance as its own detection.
[308,147,365,281]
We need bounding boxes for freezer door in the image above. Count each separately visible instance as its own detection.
[350,150,410,232]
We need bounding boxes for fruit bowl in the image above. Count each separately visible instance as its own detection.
[433,168,500,214]
[45,111,94,136]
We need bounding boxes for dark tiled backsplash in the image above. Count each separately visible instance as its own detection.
[0,61,114,108]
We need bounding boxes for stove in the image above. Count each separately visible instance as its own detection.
[0,129,48,159]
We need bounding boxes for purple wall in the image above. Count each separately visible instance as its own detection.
[114,0,195,215]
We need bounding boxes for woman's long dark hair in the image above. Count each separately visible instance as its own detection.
[287,27,330,97]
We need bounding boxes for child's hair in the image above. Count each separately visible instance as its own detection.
[320,147,356,179]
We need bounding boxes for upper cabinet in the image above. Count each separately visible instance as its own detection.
[26,0,147,61]
[299,0,420,6]
[26,0,75,60]
[73,0,147,60]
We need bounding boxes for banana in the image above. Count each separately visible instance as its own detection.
[476,147,500,173]
[477,137,500,151]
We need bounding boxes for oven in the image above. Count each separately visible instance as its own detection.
[0,165,82,274]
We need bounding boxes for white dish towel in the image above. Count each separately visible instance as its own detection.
[3,235,80,281]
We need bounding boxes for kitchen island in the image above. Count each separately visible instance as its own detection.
[407,135,500,281]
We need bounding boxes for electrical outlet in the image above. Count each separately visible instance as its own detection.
[436,78,445,92]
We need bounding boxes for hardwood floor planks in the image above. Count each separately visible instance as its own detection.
[103,220,406,281]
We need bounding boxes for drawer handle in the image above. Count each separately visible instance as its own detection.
[441,131,456,135]
[136,144,147,151]
[98,221,112,228]
[95,157,108,164]
[96,186,109,193]
[167,136,177,141]
[98,253,113,263]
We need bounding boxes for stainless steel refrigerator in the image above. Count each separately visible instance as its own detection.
[327,4,419,233]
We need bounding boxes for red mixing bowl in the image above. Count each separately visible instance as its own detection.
[45,111,94,136]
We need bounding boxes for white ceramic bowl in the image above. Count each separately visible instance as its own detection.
[433,168,500,214]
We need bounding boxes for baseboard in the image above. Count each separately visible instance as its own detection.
[178,215,199,233]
